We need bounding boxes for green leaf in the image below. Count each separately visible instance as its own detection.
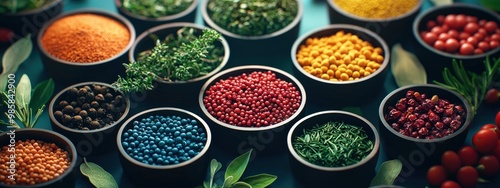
[29,78,54,110]
[232,182,253,188]
[222,176,233,188]
[225,149,252,184]
[0,34,32,91]
[370,159,403,186]
[80,158,118,188]
[15,74,31,110]
[210,159,222,177]
[390,43,427,87]
[241,173,277,188]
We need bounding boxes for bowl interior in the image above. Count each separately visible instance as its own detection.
[327,0,422,21]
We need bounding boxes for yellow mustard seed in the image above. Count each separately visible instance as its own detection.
[332,0,419,19]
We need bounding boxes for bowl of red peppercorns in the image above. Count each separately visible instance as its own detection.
[199,65,307,156]
[378,84,473,167]
[0,128,77,188]
[48,82,130,157]
[116,107,211,187]
[412,3,500,82]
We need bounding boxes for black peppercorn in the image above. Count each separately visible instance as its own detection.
[58,100,69,109]
[77,96,86,105]
[63,105,74,114]
[67,87,78,96]
[90,101,99,108]
[105,93,113,101]
[61,114,72,123]
[115,95,123,104]
[83,85,91,92]
[82,103,90,110]
[88,108,97,117]
[70,101,78,107]
[74,107,81,114]
[73,115,83,123]
[79,110,88,117]
[85,92,95,102]
[91,120,100,129]
[97,108,106,116]
[95,94,105,102]
[78,88,87,96]
[54,110,63,119]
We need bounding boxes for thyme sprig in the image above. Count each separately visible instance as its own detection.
[433,57,500,119]
[113,27,224,93]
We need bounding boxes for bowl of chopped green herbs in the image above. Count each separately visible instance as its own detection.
[287,110,380,188]
[200,0,303,59]
[114,0,198,35]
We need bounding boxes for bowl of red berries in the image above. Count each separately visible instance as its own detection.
[199,65,307,156]
[378,84,473,168]
[412,3,500,82]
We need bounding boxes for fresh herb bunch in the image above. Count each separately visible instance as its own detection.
[0,0,51,13]
[434,57,500,119]
[207,0,298,36]
[113,27,224,93]
[121,0,193,18]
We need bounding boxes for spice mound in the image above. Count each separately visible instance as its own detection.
[333,0,419,19]
[384,90,467,139]
[0,139,71,185]
[41,13,130,63]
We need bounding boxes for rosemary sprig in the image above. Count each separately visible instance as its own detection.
[433,57,500,119]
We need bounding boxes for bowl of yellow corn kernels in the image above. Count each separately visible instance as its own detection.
[291,24,390,107]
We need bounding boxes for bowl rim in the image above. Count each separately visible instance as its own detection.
[198,65,307,131]
[412,3,500,59]
[116,107,212,169]
[286,110,380,171]
[0,128,78,188]
[327,0,423,22]
[129,22,230,84]
[200,0,303,40]
[291,24,390,85]
[48,81,131,134]
[0,0,63,16]
[36,8,136,65]
[378,84,473,143]
[114,0,198,21]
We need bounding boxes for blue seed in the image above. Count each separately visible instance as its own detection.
[158,141,165,148]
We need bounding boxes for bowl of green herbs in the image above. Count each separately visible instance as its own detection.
[200,0,303,59]
[112,22,229,108]
[114,0,198,35]
[287,110,380,188]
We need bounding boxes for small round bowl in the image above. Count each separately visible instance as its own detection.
[412,3,500,82]
[287,110,380,187]
[199,65,307,157]
[327,0,422,46]
[0,128,77,188]
[114,0,198,35]
[116,107,212,187]
[378,84,472,168]
[37,9,136,85]
[200,0,303,59]
[291,24,390,107]
[129,22,229,108]
[0,0,63,45]
[49,82,131,157]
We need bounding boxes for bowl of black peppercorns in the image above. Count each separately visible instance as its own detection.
[49,82,130,157]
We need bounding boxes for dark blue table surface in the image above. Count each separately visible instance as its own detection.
[2,0,500,187]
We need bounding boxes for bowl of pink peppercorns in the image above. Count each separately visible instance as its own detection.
[199,65,307,157]
[378,84,472,167]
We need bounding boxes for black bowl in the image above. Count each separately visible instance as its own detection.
[0,128,77,188]
[327,0,422,46]
[114,0,198,35]
[49,82,131,157]
[287,110,380,188]
[116,107,212,188]
[37,9,136,86]
[199,65,307,157]
[291,24,390,107]
[412,3,500,82]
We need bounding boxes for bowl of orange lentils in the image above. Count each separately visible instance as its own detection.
[291,24,390,107]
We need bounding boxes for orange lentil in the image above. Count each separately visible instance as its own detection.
[0,140,71,186]
[332,0,419,19]
[296,31,384,81]
[41,13,130,63]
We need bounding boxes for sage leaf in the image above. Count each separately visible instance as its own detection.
[80,158,118,188]
[241,173,277,188]
[232,181,253,188]
[391,43,427,87]
[225,149,252,184]
[29,78,54,111]
[370,159,403,186]
[222,176,233,188]
[15,74,31,110]
[210,159,222,177]
[0,34,32,91]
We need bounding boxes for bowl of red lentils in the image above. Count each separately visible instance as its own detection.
[378,84,472,167]
[116,107,211,187]
[326,0,422,46]
[0,128,77,188]
[199,65,307,156]
[412,3,500,82]
[48,82,131,157]
[291,24,390,107]
[37,8,136,85]
[287,110,380,187]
